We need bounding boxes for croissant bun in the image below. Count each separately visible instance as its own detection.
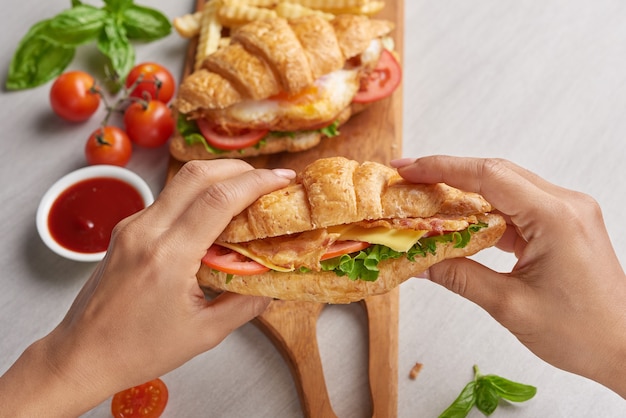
[175,14,394,114]
[219,157,494,243]
[197,157,506,304]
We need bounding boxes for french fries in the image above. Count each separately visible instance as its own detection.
[217,2,278,27]
[173,0,387,65]
[194,0,223,70]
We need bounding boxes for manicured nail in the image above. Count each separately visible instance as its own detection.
[390,157,417,168]
[272,168,296,179]
[415,269,430,279]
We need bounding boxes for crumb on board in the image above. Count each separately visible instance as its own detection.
[409,362,423,380]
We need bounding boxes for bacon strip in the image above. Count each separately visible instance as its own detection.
[226,216,479,271]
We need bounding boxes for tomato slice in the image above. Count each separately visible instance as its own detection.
[111,378,168,418]
[321,241,371,261]
[352,49,402,104]
[202,245,270,275]
[196,119,268,151]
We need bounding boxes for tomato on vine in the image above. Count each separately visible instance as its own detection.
[124,100,174,148]
[50,71,101,122]
[125,62,175,103]
[85,126,132,166]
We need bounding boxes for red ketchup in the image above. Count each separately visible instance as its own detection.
[47,177,145,254]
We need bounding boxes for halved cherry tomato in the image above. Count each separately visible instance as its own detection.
[111,378,168,418]
[196,119,268,151]
[321,241,371,261]
[352,49,402,104]
[202,245,270,275]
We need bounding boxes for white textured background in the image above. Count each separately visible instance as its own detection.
[1,0,625,417]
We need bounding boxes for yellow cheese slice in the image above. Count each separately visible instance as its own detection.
[219,242,296,272]
[221,226,428,271]
[328,225,427,252]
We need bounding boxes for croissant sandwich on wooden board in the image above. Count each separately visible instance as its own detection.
[171,14,402,161]
[198,157,506,303]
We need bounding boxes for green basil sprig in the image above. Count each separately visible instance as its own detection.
[439,365,536,417]
[6,0,171,91]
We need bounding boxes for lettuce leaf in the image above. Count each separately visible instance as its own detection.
[177,115,340,154]
[321,222,488,282]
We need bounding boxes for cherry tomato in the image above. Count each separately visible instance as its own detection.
[196,119,268,151]
[111,378,168,418]
[352,49,402,104]
[321,241,371,261]
[50,71,101,122]
[124,100,174,148]
[125,62,175,103]
[202,245,270,275]
[85,126,132,167]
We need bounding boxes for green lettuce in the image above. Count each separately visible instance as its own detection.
[320,222,488,282]
[177,115,340,155]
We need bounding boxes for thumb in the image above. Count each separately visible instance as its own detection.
[426,257,520,321]
[199,293,271,348]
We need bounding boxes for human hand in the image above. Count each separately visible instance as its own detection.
[392,156,626,398]
[0,160,295,416]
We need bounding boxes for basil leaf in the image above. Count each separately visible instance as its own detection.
[484,375,537,402]
[475,379,500,416]
[438,381,476,418]
[97,18,134,84]
[122,4,172,40]
[40,5,107,46]
[6,19,75,90]
[104,0,133,11]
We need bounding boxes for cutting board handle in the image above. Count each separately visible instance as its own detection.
[254,288,399,418]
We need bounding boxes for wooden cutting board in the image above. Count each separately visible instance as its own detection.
[167,1,404,416]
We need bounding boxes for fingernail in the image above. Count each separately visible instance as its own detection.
[272,168,296,179]
[415,269,430,279]
[390,157,417,168]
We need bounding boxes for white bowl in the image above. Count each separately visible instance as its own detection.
[36,165,154,262]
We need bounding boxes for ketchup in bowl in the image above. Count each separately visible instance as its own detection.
[48,177,144,253]
[37,165,154,262]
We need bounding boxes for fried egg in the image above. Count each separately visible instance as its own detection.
[205,39,385,132]
[207,69,358,132]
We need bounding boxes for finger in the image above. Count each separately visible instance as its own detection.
[141,159,256,228]
[392,156,541,215]
[494,223,518,253]
[200,293,271,347]
[164,168,295,261]
[392,155,562,196]
[426,257,524,327]
[391,156,564,240]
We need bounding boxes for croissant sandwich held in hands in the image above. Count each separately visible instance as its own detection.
[171,14,402,161]
[198,157,506,304]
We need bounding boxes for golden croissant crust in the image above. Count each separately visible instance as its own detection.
[175,14,394,114]
[218,157,494,243]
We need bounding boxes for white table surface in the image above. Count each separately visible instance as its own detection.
[2,1,625,417]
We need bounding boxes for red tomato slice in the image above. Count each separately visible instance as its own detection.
[321,241,371,261]
[196,119,268,151]
[202,245,270,275]
[352,49,402,104]
[111,378,168,418]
